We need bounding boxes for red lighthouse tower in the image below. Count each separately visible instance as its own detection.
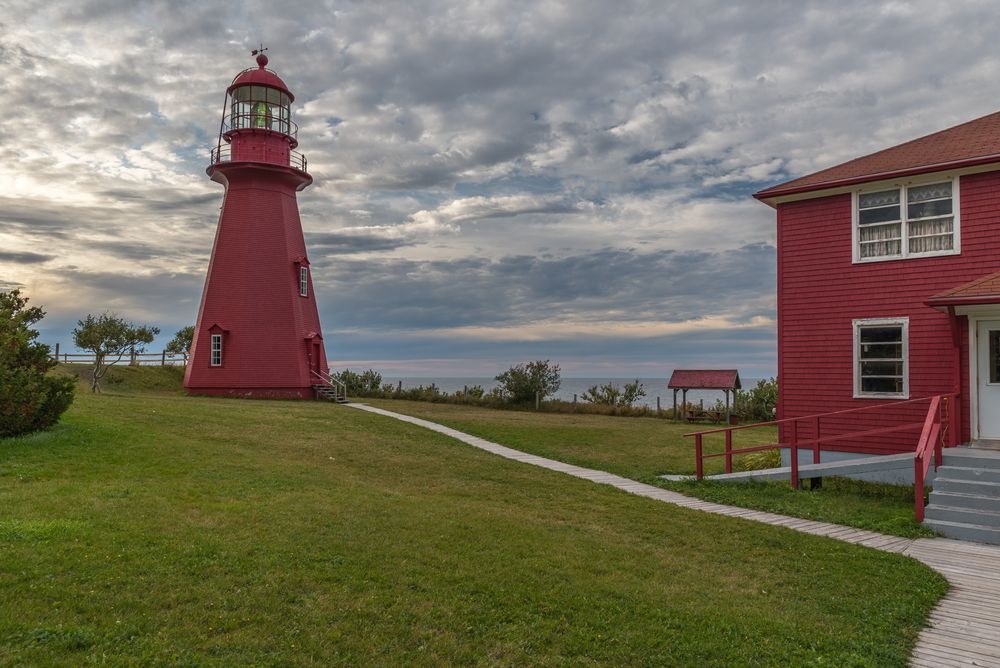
[185,51,337,399]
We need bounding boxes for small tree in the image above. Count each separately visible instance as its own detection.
[164,326,194,357]
[581,379,646,407]
[72,313,159,392]
[494,360,561,404]
[0,290,75,438]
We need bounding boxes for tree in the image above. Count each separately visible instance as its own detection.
[494,360,561,404]
[72,313,159,392]
[581,379,646,407]
[0,290,75,438]
[164,326,194,357]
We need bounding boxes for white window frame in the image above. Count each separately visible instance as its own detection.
[299,266,309,297]
[853,317,909,399]
[210,334,223,367]
[851,175,960,264]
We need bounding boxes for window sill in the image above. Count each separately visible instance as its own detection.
[852,249,959,265]
[853,392,909,400]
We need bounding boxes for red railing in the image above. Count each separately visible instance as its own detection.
[685,394,958,520]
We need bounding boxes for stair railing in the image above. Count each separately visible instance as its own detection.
[310,369,347,401]
[685,393,958,509]
[914,395,950,522]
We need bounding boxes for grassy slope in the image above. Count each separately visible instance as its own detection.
[0,377,946,666]
[363,399,934,538]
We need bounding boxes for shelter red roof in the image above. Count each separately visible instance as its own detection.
[755,110,1000,200]
[927,269,1000,308]
[667,369,741,390]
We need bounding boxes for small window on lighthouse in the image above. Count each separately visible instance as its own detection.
[299,266,309,297]
[210,334,223,366]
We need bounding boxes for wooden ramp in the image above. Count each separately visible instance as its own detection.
[348,403,1000,667]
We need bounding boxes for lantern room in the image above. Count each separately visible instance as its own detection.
[211,51,307,172]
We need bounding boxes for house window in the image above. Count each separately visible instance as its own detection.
[299,266,309,297]
[855,179,958,262]
[853,318,908,398]
[210,334,222,367]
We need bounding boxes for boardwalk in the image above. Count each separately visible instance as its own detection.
[349,403,1000,667]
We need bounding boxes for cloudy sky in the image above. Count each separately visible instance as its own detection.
[2,1,998,376]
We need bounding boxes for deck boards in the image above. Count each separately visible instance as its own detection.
[348,403,1000,667]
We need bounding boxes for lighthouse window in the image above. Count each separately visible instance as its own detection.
[210,334,223,367]
[230,86,290,134]
[299,266,309,297]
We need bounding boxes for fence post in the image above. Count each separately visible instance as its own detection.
[573,394,577,411]
[790,420,799,490]
[695,434,703,480]
[724,430,733,474]
[161,350,167,365]
[535,391,540,410]
[812,416,821,465]
[54,342,60,362]
[657,396,661,415]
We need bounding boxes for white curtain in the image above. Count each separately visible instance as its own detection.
[908,217,954,253]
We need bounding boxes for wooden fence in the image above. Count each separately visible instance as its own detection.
[48,343,188,366]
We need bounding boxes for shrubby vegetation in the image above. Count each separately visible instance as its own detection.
[581,379,646,408]
[0,290,75,438]
[734,377,778,422]
[332,362,778,425]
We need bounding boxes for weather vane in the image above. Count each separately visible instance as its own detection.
[251,44,268,57]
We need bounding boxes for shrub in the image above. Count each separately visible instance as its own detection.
[332,368,383,396]
[494,360,561,404]
[0,290,75,438]
[735,377,778,423]
[581,379,646,407]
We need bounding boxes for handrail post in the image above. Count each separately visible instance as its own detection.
[724,430,733,474]
[790,420,799,490]
[695,434,704,480]
[915,454,925,523]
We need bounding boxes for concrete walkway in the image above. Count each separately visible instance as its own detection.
[348,403,1000,667]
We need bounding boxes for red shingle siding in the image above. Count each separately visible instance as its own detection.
[776,170,1000,452]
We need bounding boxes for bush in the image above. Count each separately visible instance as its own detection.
[332,368,383,396]
[735,377,778,423]
[581,380,646,408]
[0,290,75,438]
[494,360,561,404]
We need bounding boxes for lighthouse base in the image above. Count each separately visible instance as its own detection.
[186,387,317,400]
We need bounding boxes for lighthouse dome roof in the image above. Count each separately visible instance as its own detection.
[227,56,295,103]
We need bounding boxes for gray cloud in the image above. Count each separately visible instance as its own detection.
[0,251,54,264]
[5,0,998,372]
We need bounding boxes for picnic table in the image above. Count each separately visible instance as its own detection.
[685,409,724,424]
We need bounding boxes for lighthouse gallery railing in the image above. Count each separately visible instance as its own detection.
[210,143,308,173]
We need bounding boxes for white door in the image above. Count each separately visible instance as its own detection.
[977,320,1000,438]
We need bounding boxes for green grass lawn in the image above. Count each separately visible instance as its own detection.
[0,377,946,666]
[363,399,934,538]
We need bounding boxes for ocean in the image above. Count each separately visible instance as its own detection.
[379,377,762,410]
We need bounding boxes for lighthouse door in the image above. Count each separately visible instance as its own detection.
[311,342,322,374]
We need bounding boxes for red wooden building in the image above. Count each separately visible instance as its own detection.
[754,110,1000,453]
[185,52,338,399]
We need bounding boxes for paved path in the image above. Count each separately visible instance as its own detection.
[348,403,1000,667]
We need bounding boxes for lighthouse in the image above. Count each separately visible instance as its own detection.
[185,51,339,399]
